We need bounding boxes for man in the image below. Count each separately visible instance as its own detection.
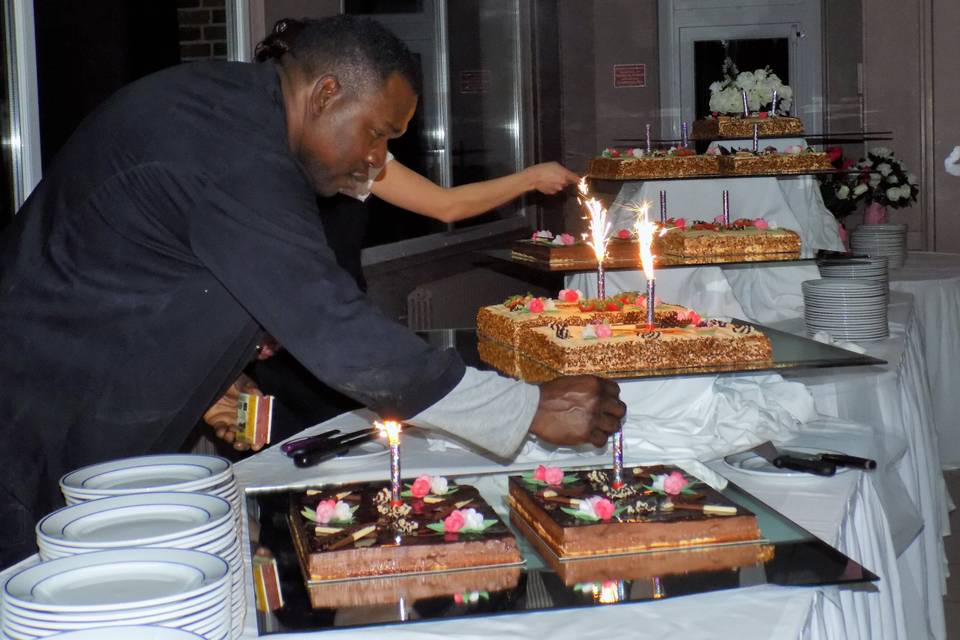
[0,15,625,567]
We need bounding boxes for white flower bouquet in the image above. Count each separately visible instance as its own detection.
[708,58,793,116]
[853,147,919,209]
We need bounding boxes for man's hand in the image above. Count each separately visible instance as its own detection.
[523,162,580,195]
[530,376,626,447]
[203,373,264,452]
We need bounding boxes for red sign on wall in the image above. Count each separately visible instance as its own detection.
[613,64,646,88]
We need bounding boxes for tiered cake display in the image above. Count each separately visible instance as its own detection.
[588,147,720,180]
[692,115,803,140]
[656,219,801,259]
[716,146,833,176]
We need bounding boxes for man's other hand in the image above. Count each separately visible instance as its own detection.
[202,373,264,452]
[530,376,626,447]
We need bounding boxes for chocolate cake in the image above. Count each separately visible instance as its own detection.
[508,466,762,559]
[289,480,522,583]
[692,115,804,140]
[510,236,643,268]
[305,565,522,608]
[518,320,772,377]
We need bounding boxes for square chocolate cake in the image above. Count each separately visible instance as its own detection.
[508,466,762,559]
[289,479,522,583]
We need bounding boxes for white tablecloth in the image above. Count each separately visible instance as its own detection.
[888,252,960,469]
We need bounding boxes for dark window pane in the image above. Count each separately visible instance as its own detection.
[0,2,14,228]
[344,0,424,15]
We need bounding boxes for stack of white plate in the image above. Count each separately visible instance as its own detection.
[817,256,889,292]
[51,628,205,639]
[849,224,907,268]
[802,278,889,341]
[2,548,231,640]
[58,455,244,637]
[34,492,243,638]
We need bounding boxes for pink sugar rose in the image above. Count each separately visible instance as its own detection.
[662,470,689,496]
[559,289,581,303]
[544,466,565,486]
[617,229,631,239]
[593,498,615,521]
[533,464,548,481]
[713,214,726,225]
[315,499,337,524]
[411,475,432,499]
[682,310,701,326]
[557,233,576,246]
[754,218,769,230]
[444,510,465,533]
[595,323,613,339]
[674,218,687,229]
[527,298,545,313]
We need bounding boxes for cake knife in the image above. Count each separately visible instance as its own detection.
[750,441,837,477]
[291,430,378,468]
[281,429,342,455]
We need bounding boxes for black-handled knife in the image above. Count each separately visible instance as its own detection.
[292,431,377,468]
[281,429,341,455]
[751,441,837,477]
[819,453,877,470]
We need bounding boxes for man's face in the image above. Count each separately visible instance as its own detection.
[298,72,417,197]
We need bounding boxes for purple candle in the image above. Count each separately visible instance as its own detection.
[752,123,760,152]
[681,121,689,148]
[741,89,749,117]
[645,123,652,154]
[611,429,624,489]
[646,278,656,328]
[659,190,667,223]
[722,190,730,226]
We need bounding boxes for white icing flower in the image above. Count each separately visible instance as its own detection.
[543,299,557,312]
[768,221,780,230]
[581,324,598,340]
[332,500,352,522]
[461,508,485,531]
[429,476,449,495]
[650,474,667,492]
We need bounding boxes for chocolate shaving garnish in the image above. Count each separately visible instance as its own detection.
[554,324,570,339]
[321,521,377,550]
[640,330,661,340]
[732,324,752,334]
[708,319,728,328]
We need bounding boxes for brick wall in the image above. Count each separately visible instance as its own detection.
[177,0,227,61]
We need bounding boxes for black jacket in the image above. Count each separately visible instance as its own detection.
[0,61,463,518]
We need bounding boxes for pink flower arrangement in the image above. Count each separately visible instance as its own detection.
[713,214,726,225]
[311,499,353,524]
[554,233,576,246]
[616,229,632,239]
[440,508,486,533]
[754,218,769,230]
[680,310,701,326]
[533,464,565,486]
[558,289,582,303]
[652,470,690,496]
[531,230,553,241]
[595,323,613,339]
[315,500,337,523]
[526,298,545,313]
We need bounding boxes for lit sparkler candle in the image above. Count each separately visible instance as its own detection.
[376,420,403,506]
[645,123,652,154]
[722,190,731,226]
[577,178,612,299]
[752,122,760,152]
[659,190,667,224]
[741,89,749,117]
[769,90,778,116]
[681,121,689,148]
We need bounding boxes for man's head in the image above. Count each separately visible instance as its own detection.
[257,16,420,196]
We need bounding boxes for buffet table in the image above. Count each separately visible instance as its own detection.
[230,406,915,640]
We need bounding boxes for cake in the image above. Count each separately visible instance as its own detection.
[288,477,522,583]
[519,319,772,377]
[716,146,833,176]
[692,115,804,140]
[655,219,801,260]
[587,147,720,180]
[305,565,522,609]
[508,465,763,559]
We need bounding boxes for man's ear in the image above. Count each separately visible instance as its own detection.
[309,74,341,116]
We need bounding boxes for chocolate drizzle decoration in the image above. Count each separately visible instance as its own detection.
[708,319,728,328]
[640,330,661,340]
[732,324,752,334]
[550,321,571,339]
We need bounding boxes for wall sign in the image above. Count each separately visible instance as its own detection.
[459,70,490,94]
[614,64,646,88]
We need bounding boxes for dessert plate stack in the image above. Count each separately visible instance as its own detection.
[802,279,889,341]
[58,455,244,637]
[817,256,889,293]
[2,548,231,640]
[849,224,907,268]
